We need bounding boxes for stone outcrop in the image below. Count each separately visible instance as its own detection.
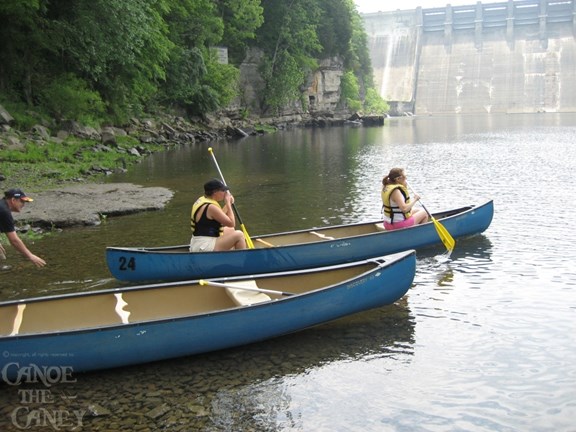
[13,183,174,228]
[0,104,14,125]
[231,49,349,117]
[306,57,345,114]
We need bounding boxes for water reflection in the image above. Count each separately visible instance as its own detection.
[414,234,494,290]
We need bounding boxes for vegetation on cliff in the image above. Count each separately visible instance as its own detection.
[0,0,382,128]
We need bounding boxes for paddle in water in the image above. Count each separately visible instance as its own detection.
[408,182,455,257]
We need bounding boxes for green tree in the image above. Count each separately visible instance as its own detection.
[0,0,378,124]
[39,73,105,124]
[47,0,174,121]
[316,0,353,58]
[0,0,48,105]
[256,0,322,113]
[161,0,243,115]
[347,4,374,89]
[216,0,264,64]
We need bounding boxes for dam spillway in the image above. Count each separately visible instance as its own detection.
[362,0,576,115]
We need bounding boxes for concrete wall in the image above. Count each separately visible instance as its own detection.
[363,0,576,114]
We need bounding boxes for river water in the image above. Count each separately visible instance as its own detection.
[1,114,575,431]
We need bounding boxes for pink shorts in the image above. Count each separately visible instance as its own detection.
[383,216,416,231]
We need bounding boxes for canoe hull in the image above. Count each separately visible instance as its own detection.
[1,252,415,379]
[106,200,493,282]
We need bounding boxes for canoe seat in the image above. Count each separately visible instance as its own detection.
[224,280,271,306]
[310,231,335,240]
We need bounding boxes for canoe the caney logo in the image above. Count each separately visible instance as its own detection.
[2,362,87,430]
[329,240,352,249]
[346,276,369,289]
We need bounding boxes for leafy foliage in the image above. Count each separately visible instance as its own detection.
[39,74,105,125]
[0,0,382,124]
[364,88,390,114]
[216,0,264,64]
[256,0,322,114]
[340,71,362,112]
[316,0,353,58]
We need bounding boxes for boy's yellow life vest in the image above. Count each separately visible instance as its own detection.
[190,196,223,236]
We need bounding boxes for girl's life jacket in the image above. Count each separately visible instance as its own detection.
[381,184,412,223]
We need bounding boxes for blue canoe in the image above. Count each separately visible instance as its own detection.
[106,200,493,282]
[0,251,415,379]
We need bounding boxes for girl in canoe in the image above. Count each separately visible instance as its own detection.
[189,179,247,252]
[381,168,427,230]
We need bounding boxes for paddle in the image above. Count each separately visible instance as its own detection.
[199,280,294,296]
[408,183,455,253]
[207,147,255,249]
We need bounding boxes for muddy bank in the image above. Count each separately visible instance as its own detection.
[14,183,173,228]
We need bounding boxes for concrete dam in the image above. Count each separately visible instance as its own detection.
[362,0,576,115]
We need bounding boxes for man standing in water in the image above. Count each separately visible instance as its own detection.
[0,188,46,268]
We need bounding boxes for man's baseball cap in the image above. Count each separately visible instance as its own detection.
[4,188,33,202]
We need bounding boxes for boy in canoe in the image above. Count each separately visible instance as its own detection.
[189,179,247,252]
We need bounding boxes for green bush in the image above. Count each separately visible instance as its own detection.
[340,71,362,112]
[0,96,50,130]
[363,88,389,115]
[39,74,106,126]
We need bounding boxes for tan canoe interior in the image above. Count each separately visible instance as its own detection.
[254,224,384,248]
[253,207,466,248]
[154,224,384,253]
[0,262,375,337]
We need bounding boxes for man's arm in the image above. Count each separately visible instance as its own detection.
[5,231,46,268]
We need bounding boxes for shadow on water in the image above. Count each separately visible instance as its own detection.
[0,301,414,430]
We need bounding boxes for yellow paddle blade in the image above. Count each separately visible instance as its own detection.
[431,216,455,252]
[241,224,255,249]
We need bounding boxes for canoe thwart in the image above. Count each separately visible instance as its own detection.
[310,231,335,240]
[255,238,275,248]
[199,279,294,298]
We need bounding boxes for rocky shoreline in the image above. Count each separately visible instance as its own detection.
[2,108,384,231]
[1,106,384,159]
